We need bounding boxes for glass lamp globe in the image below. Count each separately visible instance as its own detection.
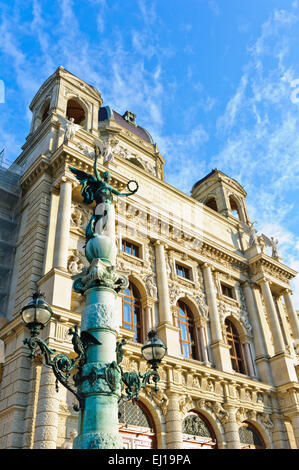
[141,330,167,368]
[21,291,53,334]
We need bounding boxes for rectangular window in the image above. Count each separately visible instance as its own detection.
[122,239,140,258]
[176,264,191,280]
[221,283,234,299]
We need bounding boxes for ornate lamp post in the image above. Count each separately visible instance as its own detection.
[21,145,167,449]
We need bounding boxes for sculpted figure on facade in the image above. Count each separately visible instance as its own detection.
[145,275,157,298]
[64,117,80,141]
[195,292,209,318]
[96,138,114,164]
[248,221,258,246]
[169,283,181,305]
[236,407,248,424]
[261,234,280,259]
[71,205,83,227]
[145,387,169,416]
[209,401,229,424]
[260,413,274,431]
[257,235,266,253]
[179,395,194,415]
[67,250,85,274]
[71,203,91,229]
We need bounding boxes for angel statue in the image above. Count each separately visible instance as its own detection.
[260,234,279,259]
[248,221,258,246]
[69,145,138,265]
[64,117,80,141]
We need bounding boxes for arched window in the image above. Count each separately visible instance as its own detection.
[225,318,246,374]
[122,282,142,343]
[41,101,50,122]
[205,197,218,212]
[229,196,241,220]
[176,301,197,359]
[239,422,265,449]
[66,99,86,126]
[119,401,156,449]
[182,412,217,449]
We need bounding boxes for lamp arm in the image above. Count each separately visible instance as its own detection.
[23,335,85,410]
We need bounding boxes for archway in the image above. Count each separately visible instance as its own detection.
[229,195,242,220]
[182,411,217,449]
[205,197,218,212]
[239,421,266,449]
[118,400,157,449]
[66,98,86,126]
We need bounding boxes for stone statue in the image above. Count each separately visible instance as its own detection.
[145,275,157,298]
[261,234,279,259]
[69,145,138,265]
[65,117,79,141]
[68,255,84,274]
[102,141,114,163]
[248,221,258,246]
[257,235,266,253]
[71,206,83,227]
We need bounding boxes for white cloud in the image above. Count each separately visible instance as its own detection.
[212,6,299,305]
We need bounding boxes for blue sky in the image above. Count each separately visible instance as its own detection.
[0,0,299,302]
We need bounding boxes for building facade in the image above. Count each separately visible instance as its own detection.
[1,66,299,449]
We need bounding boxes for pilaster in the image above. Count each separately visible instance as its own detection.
[165,392,183,449]
[202,263,232,372]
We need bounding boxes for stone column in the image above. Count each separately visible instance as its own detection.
[53,177,73,270]
[290,414,299,449]
[276,295,296,356]
[283,290,299,345]
[202,263,222,342]
[33,365,60,448]
[23,356,43,448]
[202,263,232,372]
[165,392,183,449]
[42,187,59,275]
[243,340,255,377]
[242,281,269,359]
[155,241,180,356]
[143,304,153,337]
[260,280,285,355]
[196,318,209,365]
[250,284,274,356]
[223,405,241,449]
[239,333,255,377]
[154,241,171,324]
[271,413,290,449]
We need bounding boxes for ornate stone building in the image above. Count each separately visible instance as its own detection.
[0,66,299,449]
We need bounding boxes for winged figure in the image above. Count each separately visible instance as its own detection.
[68,325,101,363]
[69,145,138,241]
[260,234,279,258]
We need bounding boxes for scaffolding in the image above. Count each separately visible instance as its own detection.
[0,149,21,317]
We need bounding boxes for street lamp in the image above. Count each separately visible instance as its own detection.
[21,147,167,449]
[20,291,53,337]
[21,292,167,438]
[141,329,167,369]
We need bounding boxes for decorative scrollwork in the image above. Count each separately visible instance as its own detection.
[23,327,101,411]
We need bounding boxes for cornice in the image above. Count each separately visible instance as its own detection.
[248,253,297,282]
[19,154,52,192]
